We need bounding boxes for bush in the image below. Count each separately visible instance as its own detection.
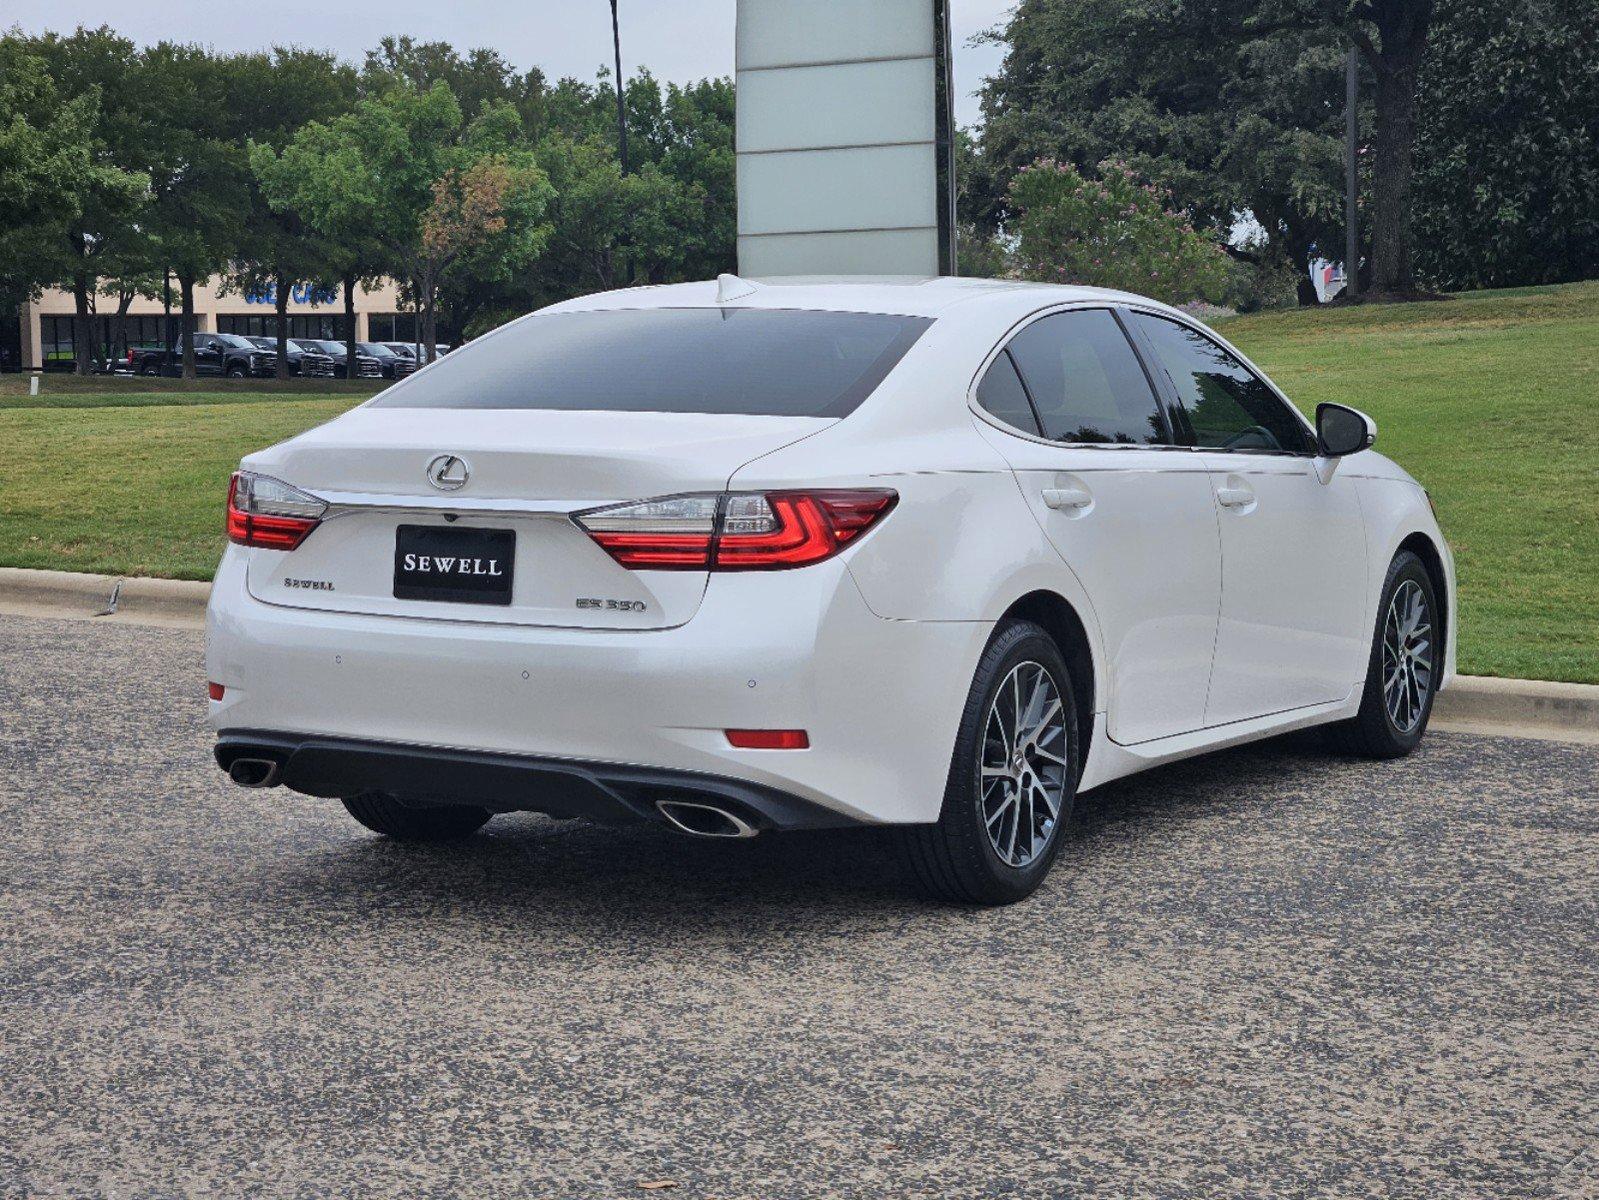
[1008,159,1236,305]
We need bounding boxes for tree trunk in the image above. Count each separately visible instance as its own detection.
[275,275,291,381]
[179,274,197,380]
[422,292,438,366]
[1369,57,1421,294]
[1359,1,1434,297]
[72,271,94,376]
[343,273,358,379]
[113,290,133,370]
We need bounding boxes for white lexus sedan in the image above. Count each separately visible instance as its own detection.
[207,277,1455,904]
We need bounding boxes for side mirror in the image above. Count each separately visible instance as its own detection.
[1316,403,1376,458]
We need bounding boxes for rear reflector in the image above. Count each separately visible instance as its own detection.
[207,682,225,701]
[726,729,810,750]
[227,471,326,551]
[575,489,896,571]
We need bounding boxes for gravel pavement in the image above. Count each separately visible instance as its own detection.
[1,612,1595,1199]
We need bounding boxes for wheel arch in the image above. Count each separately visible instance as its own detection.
[998,590,1097,767]
[1396,531,1450,665]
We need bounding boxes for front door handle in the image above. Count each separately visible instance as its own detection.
[1042,486,1092,511]
[1216,485,1255,509]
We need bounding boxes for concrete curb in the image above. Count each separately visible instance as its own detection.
[0,566,210,628]
[1,566,1595,743]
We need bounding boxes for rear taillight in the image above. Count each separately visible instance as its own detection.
[575,489,897,571]
[226,470,326,551]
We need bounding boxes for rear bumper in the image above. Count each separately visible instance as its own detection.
[205,546,990,824]
[215,730,858,830]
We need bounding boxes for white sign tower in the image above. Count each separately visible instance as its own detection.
[734,0,957,277]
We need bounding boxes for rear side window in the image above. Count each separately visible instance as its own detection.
[976,351,1042,435]
[373,308,933,418]
[1005,309,1166,445]
[1128,313,1313,453]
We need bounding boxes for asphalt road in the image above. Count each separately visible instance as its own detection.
[1,612,1595,1200]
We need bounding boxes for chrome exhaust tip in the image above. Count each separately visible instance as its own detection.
[227,757,282,789]
[656,799,759,839]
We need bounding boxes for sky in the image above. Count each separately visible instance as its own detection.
[4,0,1016,127]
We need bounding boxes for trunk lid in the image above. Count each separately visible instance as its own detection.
[241,407,831,629]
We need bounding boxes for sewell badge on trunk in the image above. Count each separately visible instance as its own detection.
[393,525,515,606]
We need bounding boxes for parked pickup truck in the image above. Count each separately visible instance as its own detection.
[128,333,277,378]
[245,336,336,378]
[295,339,383,379]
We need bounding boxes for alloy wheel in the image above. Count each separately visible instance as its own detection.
[1382,579,1433,733]
[981,661,1069,868]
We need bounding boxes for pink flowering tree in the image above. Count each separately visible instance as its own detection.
[1008,159,1234,305]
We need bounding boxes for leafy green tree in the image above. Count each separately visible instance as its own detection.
[231,47,358,377]
[0,31,151,367]
[974,0,1348,304]
[261,80,551,358]
[0,36,101,331]
[29,28,152,373]
[975,0,1442,301]
[1009,160,1236,305]
[140,42,249,378]
[1412,0,1599,288]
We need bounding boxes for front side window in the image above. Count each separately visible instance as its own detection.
[1128,313,1312,453]
[373,308,933,418]
[1004,309,1166,445]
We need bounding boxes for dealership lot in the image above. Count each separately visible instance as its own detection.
[1,612,1595,1199]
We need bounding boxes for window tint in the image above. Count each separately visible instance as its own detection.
[373,308,933,418]
[1005,309,1165,445]
[1128,314,1312,453]
[976,350,1041,435]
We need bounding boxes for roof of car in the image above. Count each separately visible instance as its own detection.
[542,276,1179,320]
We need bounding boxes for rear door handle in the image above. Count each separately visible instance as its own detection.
[1042,486,1092,511]
[1216,485,1255,509]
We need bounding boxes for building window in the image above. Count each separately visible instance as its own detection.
[368,313,419,343]
[218,314,348,340]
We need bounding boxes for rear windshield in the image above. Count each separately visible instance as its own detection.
[371,308,934,418]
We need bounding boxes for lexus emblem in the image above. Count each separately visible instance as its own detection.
[426,454,470,492]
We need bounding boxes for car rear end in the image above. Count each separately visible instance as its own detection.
[207,294,974,831]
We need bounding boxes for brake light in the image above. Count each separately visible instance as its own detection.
[227,471,327,551]
[575,489,897,571]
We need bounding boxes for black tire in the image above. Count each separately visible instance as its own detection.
[895,619,1080,906]
[141,362,160,376]
[1325,550,1440,759]
[341,793,491,841]
[226,364,246,378]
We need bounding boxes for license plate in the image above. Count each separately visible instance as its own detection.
[394,525,515,606]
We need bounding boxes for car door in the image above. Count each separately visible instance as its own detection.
[971,306,1223,746]
[1125,310,1369,725]
[195,336,224,376]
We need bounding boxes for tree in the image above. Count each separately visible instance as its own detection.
[140,42,249,378]
[973,0,1349,305]
[1009,160,1236,305]
[976,0,1445,301]
[1323,0,1437,296]
[0,36,101,331]
[1412,0,1599,288]
[262,80,552,359]
[29,27,151,373]
[231,47,358,377]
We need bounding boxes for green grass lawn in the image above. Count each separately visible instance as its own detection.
[0,374,386,409]
[1,282,1595,682]
[0,398,363,580]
